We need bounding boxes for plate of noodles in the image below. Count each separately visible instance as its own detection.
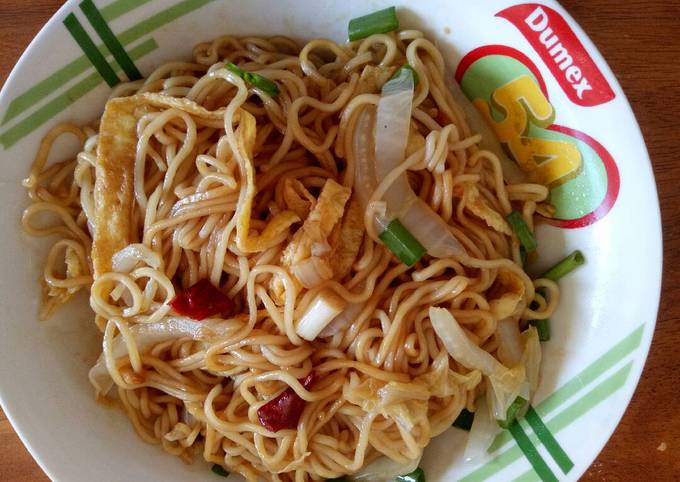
[0,0,662,481]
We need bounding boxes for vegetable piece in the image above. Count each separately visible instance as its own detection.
[379,219,426,266]
[373,62,465,259]
[211,464,229,477]
[319,302,365,338]
[257,373,315,432]
[506,211,537,252]
[430,307,528,422]
[389,64,419,86]
[520,245,528,266]
[453,408,475,431]
[348,6,399,42]
[225,62,279,96]
[296,290,347,341]
[112,243,161,273]
[530,318,551,342]
[170,279,234,320]
[89,316,232,396]
[463,396,500,463]
[497,396,528,429]
[540,250,585,281]
[396,467,426,482]
[351,455,421,482]
[495,318,523,366]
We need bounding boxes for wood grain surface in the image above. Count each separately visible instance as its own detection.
[1,1,679,481]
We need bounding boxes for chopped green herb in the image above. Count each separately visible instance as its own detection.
[541,250,585,281]
[225,62,280,96]
[389,64,419,86]
[453,408,474,431]
[379,218,426,266]
[498,396,528,429]
[397,467,426,482]
[211,464,230,477]
[520,245,528,266]
[506,211,537,252]
[348,6,399,42]
[530,318,551,342]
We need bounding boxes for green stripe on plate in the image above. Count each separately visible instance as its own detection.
[525,407,574,474]
[489,324,644,453]
[0,38,157,149]
[63,13,120,87]
[1,0,147,125]
[459,361,634,482]
[509,422,558,482]
[2,0,215,126]
[100,0,153,22]
[80,0,142,81]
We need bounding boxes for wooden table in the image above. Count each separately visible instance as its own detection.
[1,1,679,480]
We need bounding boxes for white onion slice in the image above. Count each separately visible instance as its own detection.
[89,316,230,395]
[290,257,333,289]
[112,243,162,273]
[295,290,346,341]
[372,71,465,257]
[495,318,523,367]
[319,302,365,338]
[350,454,421,482]
[463,396,500,464]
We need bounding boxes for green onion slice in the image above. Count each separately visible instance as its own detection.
[389,64,419,86]
[348,6,399,42]
[530,318,551,342]
[225,62,280,96]
[211,464,230,477]
[453,408,474,431]
[506,211,537,252]
[396,467,426,482]
[498,396,528,429]
[540,250,585,281]
[379,218,426,266]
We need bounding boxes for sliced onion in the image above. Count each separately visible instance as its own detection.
[290,256,333,289]
[429,307,504,376]
[89,316,231,395]
[295,290,347,341]
[495,318,523,367]
[112,243,162,273]
[319,302,365,338]
[429,307,526,422]
[372,70,465,257]
[353,108,379,210]
[463,396,500,464]
[350,454,421,482]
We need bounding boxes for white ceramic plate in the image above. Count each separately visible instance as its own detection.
[0,1,662,481]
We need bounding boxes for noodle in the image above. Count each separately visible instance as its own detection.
[22,26,558,482]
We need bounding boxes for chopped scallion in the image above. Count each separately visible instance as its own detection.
[397,467,426,482]
[225,62,280,96]
[530,318,551,341]
[519,245,528,266]
[348,6,399,42]
[379,218,426,266]
[389,64,419,86]
[541,250,585,281]
[498,396,528,429]
[453,408,474,431]
[211,464,230,477]
[507,211,537,252]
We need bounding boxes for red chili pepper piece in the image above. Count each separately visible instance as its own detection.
[169,279,234,320]
[257,373,315,432]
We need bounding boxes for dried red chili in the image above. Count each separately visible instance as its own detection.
[257,373,315,432]
[169,279,234,320]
